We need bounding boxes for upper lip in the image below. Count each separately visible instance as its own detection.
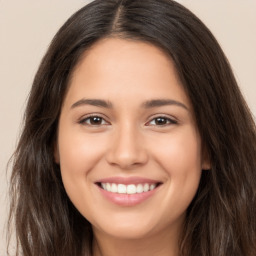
[95,176,162,185]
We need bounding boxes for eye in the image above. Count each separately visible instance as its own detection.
[146,116,177,126]
[79,115,109,126]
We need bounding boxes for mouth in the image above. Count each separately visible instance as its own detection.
[95,177,163,206]
[96,182,161,194]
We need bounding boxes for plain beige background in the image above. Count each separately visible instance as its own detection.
[0,0,255,254]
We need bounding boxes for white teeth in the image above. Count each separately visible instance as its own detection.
[143,183,149,192]
[101,183,158,194]
[127,184,136,194]
[106,183,111,192]
[150,184,156,190]
[117,184,126,194]
[111,183,118,193]
[136,184,144,193]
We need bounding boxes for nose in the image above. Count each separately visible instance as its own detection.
[105,124,149,170]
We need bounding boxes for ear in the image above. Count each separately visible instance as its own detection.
[54,142,60,164]
[202,159,211,171]
[201,147,211,170]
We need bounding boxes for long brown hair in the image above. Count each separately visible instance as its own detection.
[8,0,256,255]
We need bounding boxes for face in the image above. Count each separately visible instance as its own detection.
[56,38,210,240]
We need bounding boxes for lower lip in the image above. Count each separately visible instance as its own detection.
[97,185,160,206]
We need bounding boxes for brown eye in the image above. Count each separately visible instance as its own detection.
[80,116,108,126]
[147,116,177,126]
[155,117,168,125]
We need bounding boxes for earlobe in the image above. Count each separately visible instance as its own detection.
[54,143,60,164]
[202,148,211,170]
[202,160,211,171]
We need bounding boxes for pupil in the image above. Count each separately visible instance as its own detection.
[91,117,102,124]
[156,117,166,125]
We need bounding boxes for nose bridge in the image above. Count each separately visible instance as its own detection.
[106,121,148,169]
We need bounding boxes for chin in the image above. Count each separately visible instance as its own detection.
[101,226,154,240]
[92,215,158,240]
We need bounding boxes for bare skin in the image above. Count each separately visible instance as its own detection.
[93,221,181,256]
[55,38,210,256]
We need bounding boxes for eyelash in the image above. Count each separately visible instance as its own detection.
[79,114,109,126]
[145,116,178,126]
[79,114,177,127]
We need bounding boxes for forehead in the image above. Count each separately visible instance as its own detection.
[64,38,190,109]
[74,37,178,80]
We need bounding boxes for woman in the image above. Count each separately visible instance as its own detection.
[8,0,256,255]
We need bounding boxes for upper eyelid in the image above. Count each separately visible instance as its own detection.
[152,114,176,119]
[78,114,110,126]
[79,113,109,121]
[147,113,178,122]
[146,117,177,126]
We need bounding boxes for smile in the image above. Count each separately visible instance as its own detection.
[100,183,158,194]
[95,177,162,206]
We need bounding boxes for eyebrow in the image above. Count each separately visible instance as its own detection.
[142,99,189,110]
[71,98,113,109]
[71,98,188,111]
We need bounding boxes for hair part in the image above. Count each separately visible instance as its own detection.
[8,0,256,255]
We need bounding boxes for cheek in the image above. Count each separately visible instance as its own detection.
[153,126,202,174]
[58,130,107,176]
[57,130,114,225]
[57,127,107,208]
[150,127,202,210]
